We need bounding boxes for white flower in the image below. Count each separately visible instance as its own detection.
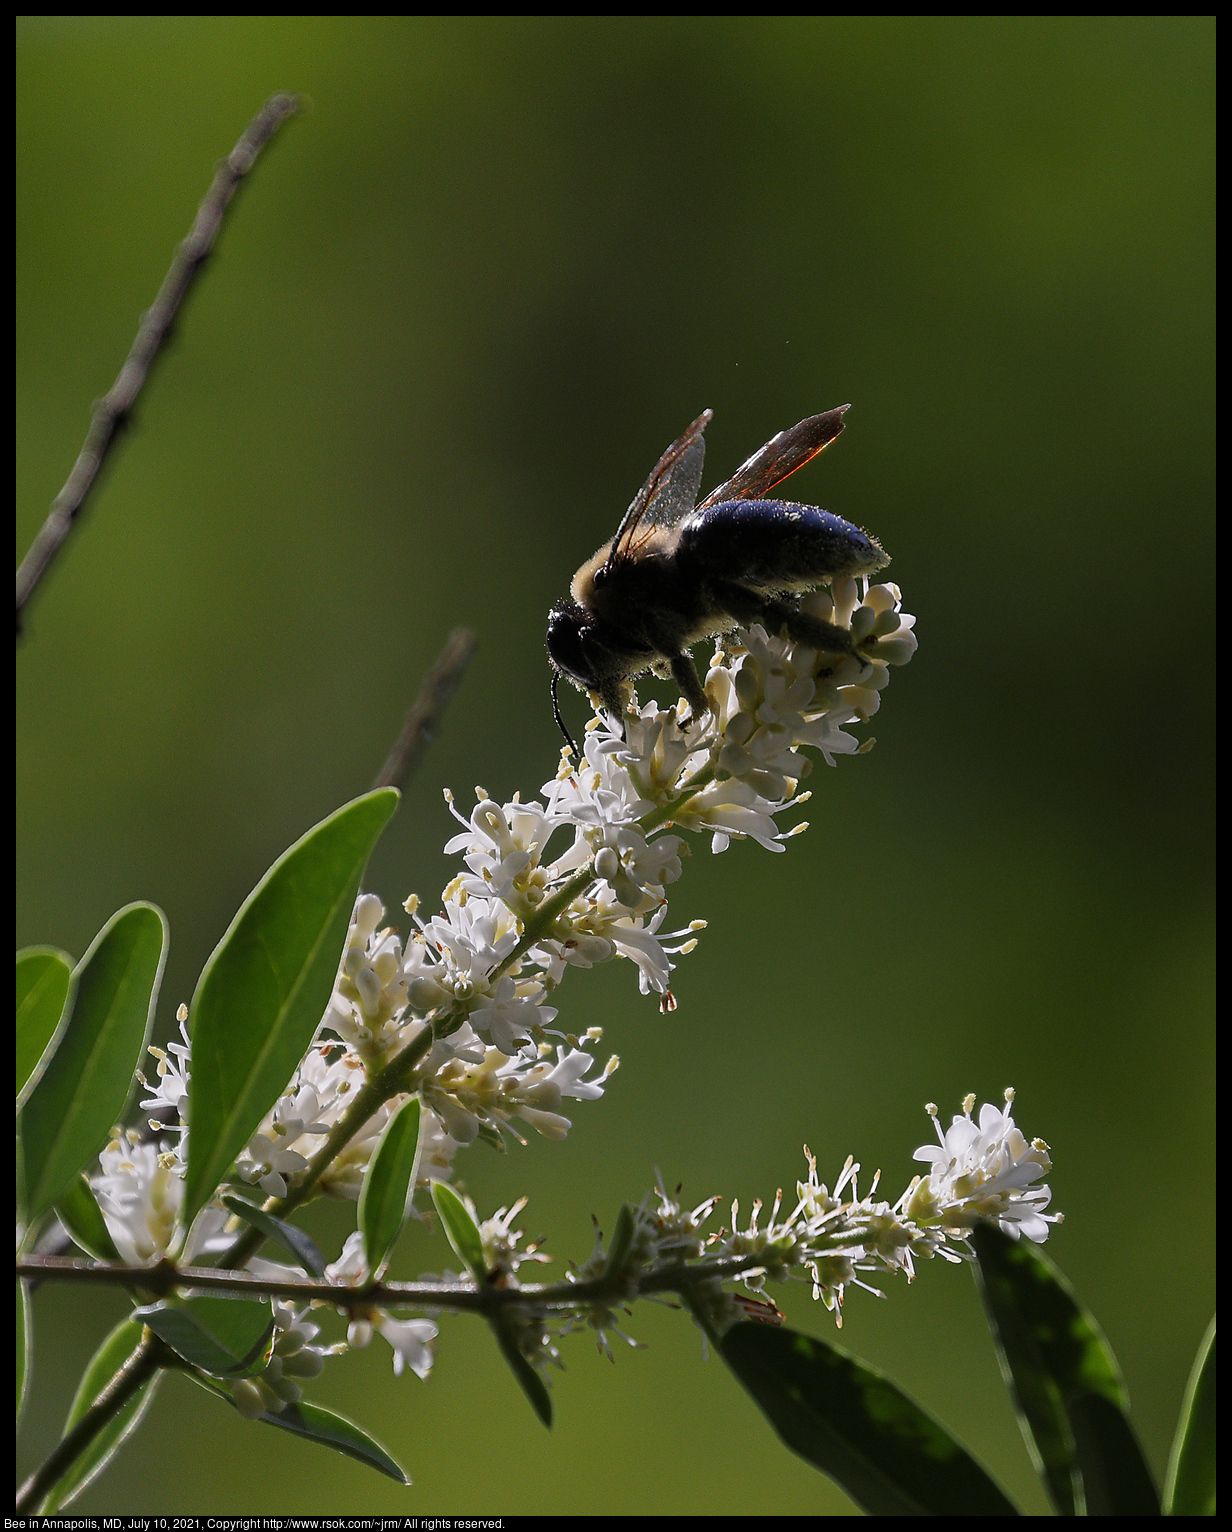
[229,1302,338,1417]
[325,1232,439,1378]
[906,1090,1060,1243]
[138,1009,192,1124]
[324,897,413,1064]
[91,1130,226,1265]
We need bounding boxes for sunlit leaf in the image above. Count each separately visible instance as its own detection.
[133,1296,274,1379]
[359,1095,422,1276]
[17,1280,32,1424]
[39,1318,161,1512]
[720,1321,1018,1515]
[972,1220,1159,1516]
[16,946,74,1109]
[1164,1318,1215,1516]
[430,1180,487,1280]
[19,905,167,1225]
[57,1172,120,1261]
[183,789,398,1226]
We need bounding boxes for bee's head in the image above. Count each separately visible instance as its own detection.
[546,597,600,692]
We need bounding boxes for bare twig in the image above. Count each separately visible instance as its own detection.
[15,1249,765,1312]
[15,92,301,634]
[372,626,477,789]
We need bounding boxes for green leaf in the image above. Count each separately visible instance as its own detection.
[489,1313,553,1429]
[57,1173,120,1261]
[430,1180,487,1280]
[19,905,168,1224]
[183,789,398,1227]
[39,1317,162,1512]
[17,1280,32,1424]
[720,1321,1018,1516]
[971,1220,1160,1516]
[221,1193,327,1278]
[133,1296,275,1379]
[602,1203,636,1278]
[16,946,74,1108]
[359,1096,422,1276]
[1068,1389,1164,1517]
[191,1373,408,1483]
[1165,1318,1215,1516]
[426,1183,550,1426]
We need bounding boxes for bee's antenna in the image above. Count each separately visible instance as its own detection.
[551,672,579,760]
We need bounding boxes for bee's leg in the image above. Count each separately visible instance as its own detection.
[597,677,633,727]
[772,604,864,659]
[712,582,872,672]
[668,652,710,720]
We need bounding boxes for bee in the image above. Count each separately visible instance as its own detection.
[546,406,889,744]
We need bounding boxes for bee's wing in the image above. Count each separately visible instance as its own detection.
[605,410,712,569]
[694,406,849,510]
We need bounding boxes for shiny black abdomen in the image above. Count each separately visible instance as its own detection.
[674,499,884,591]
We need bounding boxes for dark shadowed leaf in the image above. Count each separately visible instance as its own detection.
[720,1321,1018,1515]
[1164,1318,1215,1516]
[428,1181,552,1427]
[16,946,74,1108]
[192,1373,408,1482]
[39,1317,162,1512]
[183,789,398,1226]
[488,1313,553,1430]
[20,905,167,1224]
[221,1193,327,1278]
[971,1220,1159,1516]
[133,1296,274,1379]
[602,1204,636,1278]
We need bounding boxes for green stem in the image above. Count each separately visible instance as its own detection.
[14,1330,170,1514]
[214,759,717,1271]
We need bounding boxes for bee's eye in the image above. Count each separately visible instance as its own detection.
[592,564,609,588]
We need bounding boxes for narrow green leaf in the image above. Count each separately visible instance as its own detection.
[39,1317,162,1513]
[430,1180,487,1280]
[359,1096,422,1276]
[489,1315,553,1429]
[221,1194,327,1278]
[1068,1388,1163,1516]
[602,1203,636,1279]
[19,905,168,1224]
[191,1373,409,1483]
[425,1184,550,1426]
[16,946,74,1108]
[1165,1318,1215,1516]
[17,1280,32,1424]
[133,1296,274,1379]
[57,1173,120,1261]
[971,1220,1160,1516]
[183,789,398,1227]
[720,1322,1018,1516]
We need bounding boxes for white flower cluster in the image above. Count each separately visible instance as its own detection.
[539,1091,1059,1353]
[232,577,917,1205]
[228,1302,340,1420]
[84,580,927,1387]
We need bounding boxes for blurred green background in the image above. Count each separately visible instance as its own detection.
[17,16,1213,1517]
